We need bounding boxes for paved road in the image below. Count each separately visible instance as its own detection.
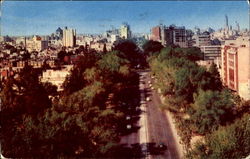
[120,71,183,159]
[143,72,183,159]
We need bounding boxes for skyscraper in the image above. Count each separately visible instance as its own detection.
[235,21,240,32]
[63,27,76,47]
[225,14,229,29]
[56,27,63,40]
[120,23,131,39]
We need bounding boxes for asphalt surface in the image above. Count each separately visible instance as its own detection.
[144,72,182,159]
[120,71,183,159]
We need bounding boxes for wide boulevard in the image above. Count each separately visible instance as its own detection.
[120,70,184,159]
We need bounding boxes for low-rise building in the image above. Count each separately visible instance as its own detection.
[41,65,73,91]
[26,36,48,52]
[90,42,112,52]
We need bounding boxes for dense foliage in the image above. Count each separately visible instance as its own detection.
[1,41,141,157]
[148,45,250,158]
[1,39,249,158]
[188,113,250,159]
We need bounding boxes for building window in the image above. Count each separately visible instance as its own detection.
[229,68,234,82]
[229,61,234,67]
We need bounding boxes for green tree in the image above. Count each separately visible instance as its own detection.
[113,40,139,66]
[208,62,223,91]
[97,51,129,74]
[174,67,194,102]
[103,43,107,53]
[190,89,234,134]
[189,113,250,159]
[62,54,99,96]
[174,47,203,61]
[142,40,163,56]
[42,82,58,97]
[16,65,50,114]
[0,66,52,157]
[1,77,17,112]
[57,50,67,62]
[183,47,203,61]
[157,47,174,61]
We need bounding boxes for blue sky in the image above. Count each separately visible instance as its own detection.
[1,1,249,36]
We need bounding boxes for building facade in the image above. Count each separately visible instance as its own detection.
[150,25,191,48]
[150,26,161,42]
[41,65,73,91]
[200,45,221,61]
[63,27,76,47]
[221,36,250,100]
[120,23,132,39]
[193,31,211,47]
[26,35,48,52]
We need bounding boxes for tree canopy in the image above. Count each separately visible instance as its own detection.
[190,90,234,134]
[142,40,164,56]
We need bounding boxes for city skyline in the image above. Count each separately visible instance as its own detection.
[1,1,249,36]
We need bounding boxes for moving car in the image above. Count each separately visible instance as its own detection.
[146,97,151,101]
[157,143,167,151]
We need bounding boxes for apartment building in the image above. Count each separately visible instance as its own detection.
[221,36,250,100]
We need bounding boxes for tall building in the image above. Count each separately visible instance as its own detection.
[235,21,240,32]
[63,27,76,47]
[150,24,192,48]
[193,31,211,47]
[150,26,161,42]
[165,25,190,48]
[221,36,250,100]
[200,45,221,61]
[111,34,119,43]
[160,24,166,45]
[56,27,63,40]
[120,23,131,39]
[225,14,229,29]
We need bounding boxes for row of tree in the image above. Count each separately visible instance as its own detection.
[146,40,250,159]
[0,40,142,157]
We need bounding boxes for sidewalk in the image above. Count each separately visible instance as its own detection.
[158,93,185,159]
[165,110,185,159]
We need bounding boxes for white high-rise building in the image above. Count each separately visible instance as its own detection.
[120,23,131,39]
[63,27,76,47]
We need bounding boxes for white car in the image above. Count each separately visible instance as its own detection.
[126,116,131,120]
[146,97,151,101]
[127,124,132,129]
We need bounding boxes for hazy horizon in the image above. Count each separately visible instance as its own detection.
[1,1,249,36]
